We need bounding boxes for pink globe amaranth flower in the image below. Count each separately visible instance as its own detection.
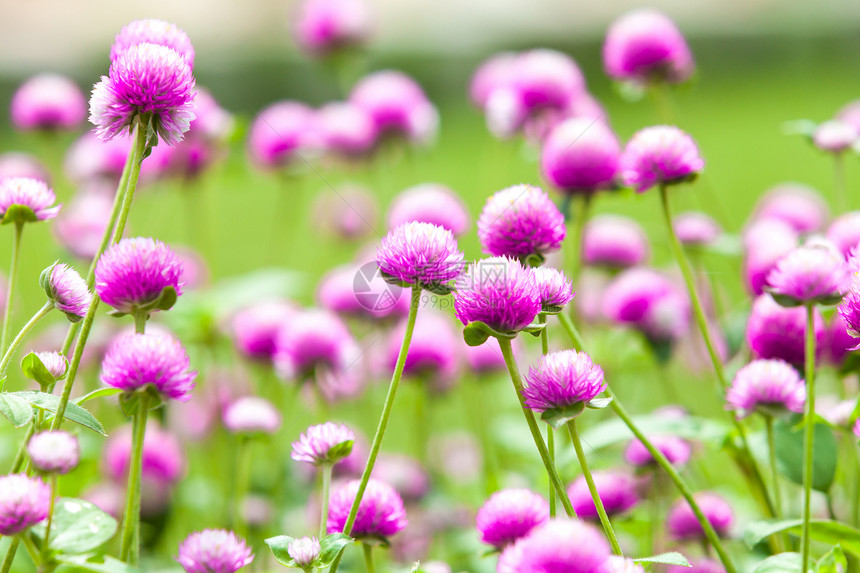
[230,300,297,360]
[620,125,704,192]
[248,101,318,169]
[838,280,860,349]
[827,211,860,258]
[674,212,722,246]
[625,435,691,467]
[605,557,646,573]
[177,529,254,573]
[469,52,518,108]
[669,559,725,573]
[327,478,408,538]
[532,267,574,311]
[377,221,465,289]
[274,308,358,379]
[44,263,91,320]
[349,70,438,144]
[0,153,49,184]
[754,183,829,234]
[0,474,51,536]
[314,185,378,239]
[387,311,458,387]
[101,332,197,402]
[112,19,195,67]
[11,74,86,131]
[765,243,848,306]
[567,471,638,520]
[475,488,549,548]
[743,219,799,296]
[295,0,371,54]
[287,536,320,569]
[747,294,824,367]
[726,359,805,418]
[0,177,60,222]
[826,312,857,365]
[35,351,68,380]
[388,183,470,236]
[318,264,408,320]
[603,9,694,85]
[292,422,356,466]
[372,454,431,502]
[222,396,281,435]
[541,118,620,194]
[90,43,196,146]
[54,188,114,260]
[603,267,690,342]
[477,184,565,259]
[104,421,184,484]
[511,50,586,112]
[95,237,184,315]
[667,493,734,540]
[27,431,80,475]
[316,102,377,158]
[583,215,649,268]
[454,256,541,333]
[64,132,129,183]
[497,519,611,573]
[813,120,858,153]
[522,350,605,413]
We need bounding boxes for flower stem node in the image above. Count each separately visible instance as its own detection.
[119,385,164,417]
[462,319,545,348]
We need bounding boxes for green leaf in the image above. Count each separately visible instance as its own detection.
[774,420,837,492]
[744,519,860,557]
[577,414,731,451]
[587,397,613,410]
[118,386,163,417]
[752,552,808,573]
[1,204,38,225]
[265,535,298,567]
[327,440,354,463]
[73,387,123,406]
[55,554,140,573]
[12,391,106,436]
[521,322,547,335]
[319,533,354,565]
[540,402,586,429]
[32,498,117,554]
[422,282,455,296]
[817,545,847,573]
[152,285,178,312]
[21,351,59,387]
[462,321,515,347]
[633,552,691,567]
[522,253,545,268]
[0,393,33,427]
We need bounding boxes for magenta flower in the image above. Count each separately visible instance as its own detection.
[583,215,649,268]
[667,493,734,540]
[377,221,465,290]
[177,529,254,573]
[288,537,321,569]
[295,0,371,54]
[625,435,691,467]
[522,350,605,416]
[327,478,408,538]
[674,212,722,246]
[766,244,848,306]
[112,19,195,66]
[0,474,50,536]
[11,74,86,131]
[532,267,574,312]
[247,101,318,169]
[567,471,638,520]
[53,189,113,260]
[316,102,377,158]
[603,267,690,342]
[497,519,611,573]
[838,281,860,349]
[475,488,549,548]
[454,257,541,333]
[743,219,799,296]
[35,351,68,380]
[273,308,358,380]
[223,396,281,435]
[349,70,438,144]
[827,212,860,258]
[103,422,184,484]
[388,183,470,236]
[826,312,857,365]
[541,118,621,194]
[230,300,297,360]
[469,52,518,109]
[27,431,80,475]
[727,359,805,418]
[0,177,60,223]
[755,183,829,234]
[318,264,408,320]
[477,184,565,260]
[291,422,356,466]
[747,294,824,367]
[101,332,197,402]
[511,49,586,112]
[43,262,91,321]
[95,237,184,316]
[620,125,704,192]
[603,9,694,85]
[813,120,858,153]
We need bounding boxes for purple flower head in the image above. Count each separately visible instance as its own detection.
[11,74,86,131]
[532,267,574,312]
[349,71,438,144]
[388,183,470,236]
[0,474,50,536]
[291,422,356,466]
[625,435,691,467]
[372,454,430,502]
[747,294,824,367]
[813,120,858,153]
[475,488,549,548]
[316,102,377,158]
[603,267,690,342]
[583,215,649,268]
[103,421,184,484]
[327,478,408,538]
[274,308,358,379]
[177,529,254,573]
[314,185,378,239]
[743,219,799,295]
[223,396,281,435]
[295,0,371,55]
[567,471,638,520]
[541,118,621,194]
[727,359,805,418]
[838,281,860,350]
[377,221,465,289]
[470,52,518,108]
[603,9,694,85]
[0,153,49,184]
[766,243,848,306]
[35,351,68,381]
[511,50,586,112]
[288,537,320,569]
[826,312,857,365]
[477,184,565,259]
[522,350,605,414]
[100,332,197,402]
[605,557,646,573]
[667,493,734,540]
[90,43,196,146]
[0,177,60,222]
[27,431,80,475]
[248,101,318,169]
[95,237,184,316]
[318,264,408,320]
[454,256,541,333]
[674,212,721,246]
[112,20,194,66]
[827,211,860,258]
[620,125,704,192]
[669,560,725,573]
[755,183,829,234]
[54,188,113,260]
[230,300,297,360]
[497,519,611,573]
[388,311,458,388]
[44,262,91,321]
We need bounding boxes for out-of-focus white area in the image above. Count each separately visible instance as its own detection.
[0,0,856,72]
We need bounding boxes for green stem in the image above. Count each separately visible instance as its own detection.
[0,539,19,573]
[19,534,39,567]
[835,153,847,214]
[539,313,556,516]
[801,304,817,573]
[319,463,333,540]
[0,301,53,385]
[10,420,36,472]
[119,392,150,565]
[649,82,676,124]
[1,222,24,355]
[133,312,147,335]
[566,194,593,283]
[362,544,374,573]
[41,475,57,561]
[765,416,782,518]
[111,119,147,243]
[497,337,576,518]
[567,420,622,555]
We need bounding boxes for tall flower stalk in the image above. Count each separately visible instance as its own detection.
[800,304,817,571]
[1,221,23,354]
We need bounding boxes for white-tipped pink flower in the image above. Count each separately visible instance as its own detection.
[291,422,356,466]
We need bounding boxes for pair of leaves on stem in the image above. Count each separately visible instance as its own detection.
[265,533,353,569]
[0,391,105,435]
[462,320,546,348]
[540,397,613,429]
[106,285,179,318]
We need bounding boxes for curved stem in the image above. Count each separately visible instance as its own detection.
[362,544,374,573]
[41,475,57,561]
[558,312,586,351]
[567,419,622,555]
[0,301,52,385]
[539,313,556,517]
[801,304,817,573]
[119,392,150,565]
[10,420,36,472]
[0,538,19,573]
[566,194,592,284]
[1,222,24,355]
[319,463,333,540]
[497,337,576,518]
[19,534,39,567]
